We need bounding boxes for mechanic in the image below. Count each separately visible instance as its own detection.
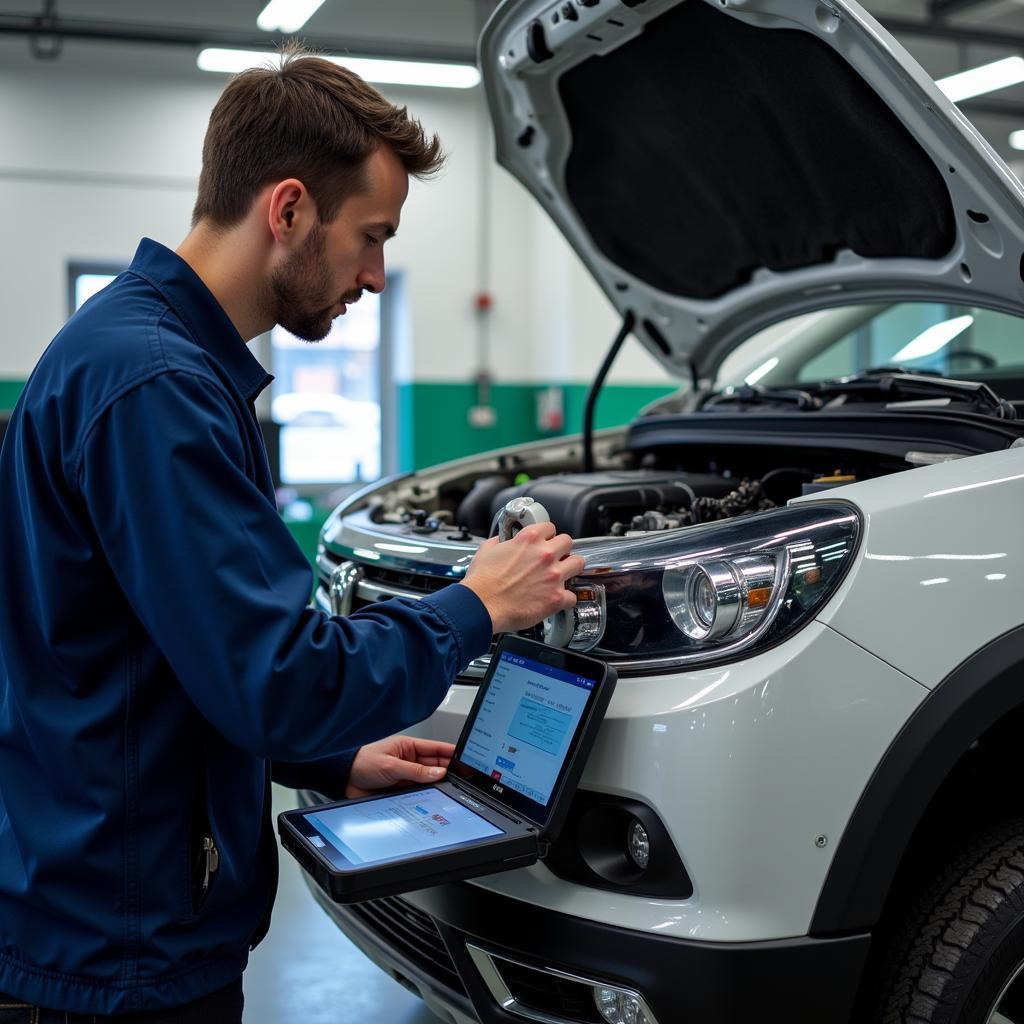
[0,49,583,1023]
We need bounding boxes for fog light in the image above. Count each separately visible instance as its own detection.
[626,818,650,869]
[594,986,656,1024]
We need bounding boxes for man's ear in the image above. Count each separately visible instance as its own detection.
[268,179,316,245]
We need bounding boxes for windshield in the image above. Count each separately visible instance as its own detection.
[716,303,1024,393]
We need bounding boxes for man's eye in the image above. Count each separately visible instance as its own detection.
[365,234,379,247]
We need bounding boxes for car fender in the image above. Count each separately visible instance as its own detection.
[811,624,1024,934]
[808,445,1024,688]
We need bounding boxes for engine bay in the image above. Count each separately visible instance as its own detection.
[374,459,877,541]
[460,470,781,538]
[364,372,1024,542]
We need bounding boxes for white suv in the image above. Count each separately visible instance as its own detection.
[299,0,1024,1021]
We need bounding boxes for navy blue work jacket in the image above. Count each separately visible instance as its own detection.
[0,238,492,1014]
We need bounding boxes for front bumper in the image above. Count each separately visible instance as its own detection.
[314,881,869,1024]
[397,621,926,943]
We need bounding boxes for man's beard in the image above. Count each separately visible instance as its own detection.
[269,222,353,342]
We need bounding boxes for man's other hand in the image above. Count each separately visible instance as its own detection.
[344,736,456,798]
[459,522,586,634]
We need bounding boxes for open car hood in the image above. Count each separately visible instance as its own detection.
[480,0,1024,381]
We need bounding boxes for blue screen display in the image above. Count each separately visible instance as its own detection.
[458,652,595,808]
[306,788,503,866]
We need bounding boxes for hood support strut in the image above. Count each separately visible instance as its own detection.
[583,311,636,473]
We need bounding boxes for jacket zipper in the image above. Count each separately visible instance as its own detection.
[191,738,220,914]
[195,835,220,902]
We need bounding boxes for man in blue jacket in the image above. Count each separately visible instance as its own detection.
[0,51,583,1022]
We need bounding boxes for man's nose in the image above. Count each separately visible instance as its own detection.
[357,253,386,294]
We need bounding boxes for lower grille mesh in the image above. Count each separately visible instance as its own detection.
[499,957,604,1022]
[348,896,466,997]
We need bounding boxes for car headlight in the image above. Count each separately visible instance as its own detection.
[540,502,859,673]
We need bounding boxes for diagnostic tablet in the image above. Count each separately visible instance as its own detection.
[278,635,616,903]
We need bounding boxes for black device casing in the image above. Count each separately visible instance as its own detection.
[277,636,617,904]
[279,783,540,903]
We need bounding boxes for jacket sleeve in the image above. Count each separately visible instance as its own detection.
[270,750,358,799]
[76,369,493,762]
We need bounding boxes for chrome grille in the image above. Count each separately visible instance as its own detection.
[349,896,466,997]
[317,555,452,599]
[316,548,493,681]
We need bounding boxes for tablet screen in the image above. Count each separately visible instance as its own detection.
[304,787,504,868]
[454,647,599,825]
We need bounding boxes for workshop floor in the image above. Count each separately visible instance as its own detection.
[243,786,446,1024]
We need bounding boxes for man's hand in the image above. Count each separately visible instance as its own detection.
[459,522,586,634]
[344,736,456,798]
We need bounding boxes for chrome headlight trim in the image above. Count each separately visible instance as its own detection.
[317,501,860,677]
[662,549,789,645]
[569,501,860,673]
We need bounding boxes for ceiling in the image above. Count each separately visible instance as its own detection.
[0,0,495,57]
[2,0,1024,168]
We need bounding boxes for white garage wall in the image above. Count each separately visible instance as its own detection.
[0,42,669,391]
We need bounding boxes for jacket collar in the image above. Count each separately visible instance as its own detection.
[127,238,273,402]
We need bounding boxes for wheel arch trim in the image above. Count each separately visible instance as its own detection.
[811,625,1024,935]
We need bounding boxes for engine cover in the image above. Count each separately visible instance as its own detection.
[487,471,735,538]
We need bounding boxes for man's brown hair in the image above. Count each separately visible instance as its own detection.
[192,46,444,227]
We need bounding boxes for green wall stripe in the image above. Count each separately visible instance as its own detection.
[283,514,328,578]
[397,381,676,471]
[562,383,676,439]
[0,380,24,412]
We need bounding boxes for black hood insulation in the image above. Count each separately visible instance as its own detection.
[559,0,956,300]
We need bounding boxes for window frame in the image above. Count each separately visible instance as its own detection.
[67,260,128,317]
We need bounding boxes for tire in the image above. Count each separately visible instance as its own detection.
[872,820,1024,1023]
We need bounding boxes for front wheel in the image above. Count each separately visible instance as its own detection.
[873,821,1024,1023]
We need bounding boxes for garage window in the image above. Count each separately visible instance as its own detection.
[68,261,126,314]
[271,291,384,487]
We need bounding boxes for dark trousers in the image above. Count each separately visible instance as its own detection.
[0,979,243,1024]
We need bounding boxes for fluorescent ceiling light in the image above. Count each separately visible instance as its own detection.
[892,315,974,362]
[1010,129,1024,150]
[936,56,1024,103]
[257,0,327,33]
[197,48,481,89]
[744,356,779,385]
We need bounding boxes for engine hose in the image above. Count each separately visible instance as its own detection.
[583,311,636,473]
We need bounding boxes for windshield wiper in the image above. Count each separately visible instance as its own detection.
[702,384,821,412]
[817,371,1016,420]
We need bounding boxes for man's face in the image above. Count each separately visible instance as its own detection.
[270,145,409,342]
